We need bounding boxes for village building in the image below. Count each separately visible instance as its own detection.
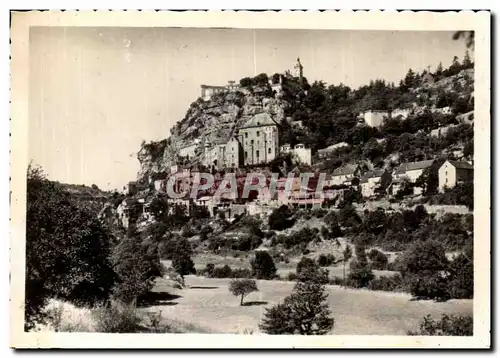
[430,124,458,138]
[238,112,279,166]
[438,160,473,192]
[360,169,385,198]
[200,81,240,101]
[358,110,390,127]
[393,159,435,195]
[280,143,312,165]
[328,164,360,186]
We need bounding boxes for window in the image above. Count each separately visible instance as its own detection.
[245,132,248,138]
[245,151,248,159]
[232,147,234,151]
[268,147,271,154]
[257,131,260,137]
[256,150,260,158]
[251,139,254,145]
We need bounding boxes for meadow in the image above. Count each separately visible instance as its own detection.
[141,275,473,335]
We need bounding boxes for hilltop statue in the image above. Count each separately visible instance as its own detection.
[294,57,304,81]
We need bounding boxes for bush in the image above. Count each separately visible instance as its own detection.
[317,254,336,267]
[296,257,329,284]
[229,279,259,305]
[212,265,233,278]
[93,302,142,333]
[259,281,334,335]
[251,251,277,280]
[409,273,451,302]
[368,249,389,270]
[366,274,408,292]
[408,314,473,336]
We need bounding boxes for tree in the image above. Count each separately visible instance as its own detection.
[239,77,254,87]
[171,239,196,285]
[250,250,277,280]
[111,224,164,304]
[296,257,329,284]
[348,245,375,288]
[259,281,334,335]
[342,245,352,289]
[400,240,450,300]
[25,164,117,330]
[228,279,259,305]
[268,205,295,231]
[462,50,473,69]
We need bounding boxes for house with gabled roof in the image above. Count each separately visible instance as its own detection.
[328,164,360,186]
[438,160,473,192]
[238,112,279,166]
[360,169,386,198]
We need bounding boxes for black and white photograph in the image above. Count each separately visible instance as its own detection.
[9,10,491,349]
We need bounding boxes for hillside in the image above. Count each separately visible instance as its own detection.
[136,55,474,182]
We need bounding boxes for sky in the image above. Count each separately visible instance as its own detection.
[29,27,469,191]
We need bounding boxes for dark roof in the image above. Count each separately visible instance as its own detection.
[447,160,473,170]
[394,160,434,174]
[240,113,278,129]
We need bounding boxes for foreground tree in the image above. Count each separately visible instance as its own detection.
[111,224,164,304]
[260,281,334,335]
[25,164,116,330]
[229,279,259,306]
[400,240,450,301]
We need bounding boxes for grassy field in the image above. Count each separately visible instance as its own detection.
[143,275,473,335]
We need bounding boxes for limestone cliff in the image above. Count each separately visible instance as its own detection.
[137,85,288,182]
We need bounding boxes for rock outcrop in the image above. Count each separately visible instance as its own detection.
[137,85,288,182]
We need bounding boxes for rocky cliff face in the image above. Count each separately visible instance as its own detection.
[137,86,288,182]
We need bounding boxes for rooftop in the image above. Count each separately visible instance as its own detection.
[446,160,473,170]
[394,159,435,174]
[240,112,278,129]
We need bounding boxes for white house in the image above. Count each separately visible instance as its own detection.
[280,143,312,165]
[360,169,385,198]
[393,159,435,195]
[328,165,359,186]
[438,160,473,192]
[358,110,390,127]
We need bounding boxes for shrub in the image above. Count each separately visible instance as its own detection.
[317,254,336,267]
[212,265,233,278]
[259,281,334,335]
[231,268,253,279]
[93,302,142,333]
[408,314,473,336]
[229,279,259,305]
[368,249,389,270]
[251,251,277,280]
[409,273,451,302]
[366,274,408,292]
